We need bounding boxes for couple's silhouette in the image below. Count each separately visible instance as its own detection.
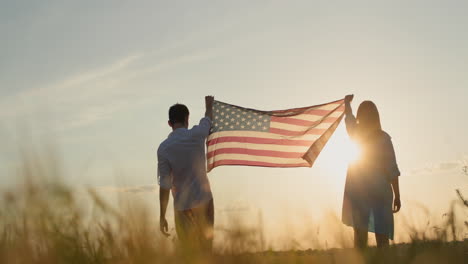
[157,95,401,251]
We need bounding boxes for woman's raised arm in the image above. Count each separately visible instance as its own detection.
[344,94,357,138]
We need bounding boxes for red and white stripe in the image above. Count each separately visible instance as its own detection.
[207,99,345,171]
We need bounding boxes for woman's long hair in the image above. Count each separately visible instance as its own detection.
[356,101,382,141]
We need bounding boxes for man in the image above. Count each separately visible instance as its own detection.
[157,96,214,251]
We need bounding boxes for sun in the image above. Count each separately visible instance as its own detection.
[320,126,361,175]
[338,137,361,166]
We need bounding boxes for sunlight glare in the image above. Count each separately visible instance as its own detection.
[344,140,361,165]
[320,127,361,177]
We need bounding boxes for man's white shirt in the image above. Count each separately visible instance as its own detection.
[157,117,213,211]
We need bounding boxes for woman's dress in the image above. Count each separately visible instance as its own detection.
[342,114,400,239]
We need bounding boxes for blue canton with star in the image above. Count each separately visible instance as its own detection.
[211,101,271,133]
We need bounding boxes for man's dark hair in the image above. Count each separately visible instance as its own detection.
[169,104,189,125]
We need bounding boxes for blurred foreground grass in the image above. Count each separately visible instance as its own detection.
[0,151,467,263]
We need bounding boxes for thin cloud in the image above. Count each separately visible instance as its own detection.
[411,157,468,175]
[0,54,142,117]
[0,49,217,131]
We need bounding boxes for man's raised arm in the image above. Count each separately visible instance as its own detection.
[205,95,214,120]
[192,96,214,138]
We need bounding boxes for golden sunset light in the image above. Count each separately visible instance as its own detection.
[1,1,467,263]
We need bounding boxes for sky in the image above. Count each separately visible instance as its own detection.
[1,0,468,247]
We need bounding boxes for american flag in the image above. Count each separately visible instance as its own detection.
[206,98,345,171]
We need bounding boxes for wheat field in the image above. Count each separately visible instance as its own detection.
[0,151,467,264]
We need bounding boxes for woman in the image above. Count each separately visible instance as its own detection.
[342,94,401,248]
